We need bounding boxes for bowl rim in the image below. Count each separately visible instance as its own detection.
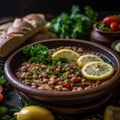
[4,39,120,98]
[93,22,120,34]
[111,40,120,53]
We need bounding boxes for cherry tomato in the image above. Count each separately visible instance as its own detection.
[0,93,3,102]
[62,82,70,88]
[0,85,3,93]
[110,22,119,31]
[102,15,120,25]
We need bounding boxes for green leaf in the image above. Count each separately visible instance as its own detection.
[0,106,8,114]
[97,23,111,32]
[70,5,80,18]
[1,115,15,120]
[0,66,6,85]
[24,100,37,106]
[85,6,98,22]
[49,5,98,40]
[0,76,6,85]
[23,44,52,63]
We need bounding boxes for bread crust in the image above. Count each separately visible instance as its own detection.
[26,30,57,44]
[0,13,46,57]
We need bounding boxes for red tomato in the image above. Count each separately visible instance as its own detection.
[0,93,3,102]
[62,82,70,88]
[0,85,3,93]
[110,22,119,31]
[102,15,120,25]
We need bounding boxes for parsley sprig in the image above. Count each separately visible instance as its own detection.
[23,44,52,63]
[49,5,98,40]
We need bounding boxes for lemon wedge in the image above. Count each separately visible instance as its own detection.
[77,54,104,67]
[52,49,80,62]
[104,105,120,120]
[81,61,114,80]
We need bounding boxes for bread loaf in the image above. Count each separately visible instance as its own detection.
[25,22,57,44]
[25,30,57,44]
[0,22,12,35]
[0,13,46,57]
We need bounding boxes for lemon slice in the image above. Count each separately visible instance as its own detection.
[104,105,120,120]
[77,54,104,67]
[81,61,114,80]
[52,49,80,62]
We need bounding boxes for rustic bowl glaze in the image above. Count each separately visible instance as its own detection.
[4,39,120,114]
[90,22,120,46]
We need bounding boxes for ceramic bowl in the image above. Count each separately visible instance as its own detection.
[111,40,120,54]
[93,22,120,37]
[4,39,120,114]
[90,22,120,46]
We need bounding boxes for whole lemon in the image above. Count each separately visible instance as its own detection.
[14,105,55,120]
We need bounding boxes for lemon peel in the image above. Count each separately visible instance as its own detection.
[52,49,80,62]
[14,105,54,120]
[77,54,104,67]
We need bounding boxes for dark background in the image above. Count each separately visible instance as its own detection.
[0,0,120,18]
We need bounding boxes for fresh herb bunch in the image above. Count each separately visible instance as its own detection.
[49,5,98,40]
[23,44,52,63]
